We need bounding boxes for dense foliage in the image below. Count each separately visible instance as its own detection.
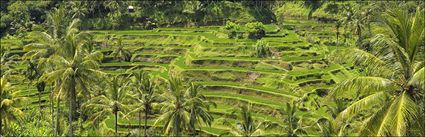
[1,0,424,136]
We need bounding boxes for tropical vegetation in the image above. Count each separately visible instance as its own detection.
[0,1,424,136]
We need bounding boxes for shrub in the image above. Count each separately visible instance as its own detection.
[222,21,240,39]
[255,40,271,58]
[245,22,265,39]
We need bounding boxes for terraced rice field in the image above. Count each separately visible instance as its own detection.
[1,20,357,136]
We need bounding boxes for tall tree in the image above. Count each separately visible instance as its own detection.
[329,6,424,136]
[127,71,160,136]
[186,83,214,136]
[41,23,104,136]
[155,76,188,136]
[155,77,214,136]
[23,7,75,135]
[83,75,130,136]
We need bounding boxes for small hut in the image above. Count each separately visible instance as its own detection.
[128,6,134,13]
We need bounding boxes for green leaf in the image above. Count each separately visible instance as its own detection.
[330,76,395,99]
[408,67,424,89]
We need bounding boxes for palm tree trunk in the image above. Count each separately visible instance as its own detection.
[176,125,180,137]
[144,107,148,137]
[343,24,347,44]
[138,110,141,136]
[308,10,314,20]
[357,23,362,39]
[55,95,61,137]
[115,112,118,136]
[69,99,74,137]
[37,91,41,137]
[51,93,55,136]
[69,79,76,137]
[336,26,339,46]
[367,18,371,34]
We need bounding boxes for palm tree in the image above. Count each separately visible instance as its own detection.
[83,75,130,136]
[329,6,424,136]
[22,8,75,136]
[186,83,215,136]
[69,1,88,19]
[127,71,160,136]
[303,0,322,20]
[0,75,27,135]
[110,38,132,62]
[335,20,341,46]
[155,77,188,136]
[23,7,70,61]
[280,102,306,137]
[155,77,214,136]
[42,33,104,136]
[223,105,264,137]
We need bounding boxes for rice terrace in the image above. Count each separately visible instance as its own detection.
[0,1,424,136]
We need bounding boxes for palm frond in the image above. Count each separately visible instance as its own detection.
[360,92,418,136]
[334,92,390,131]
[407,7,424,61]
[413,61,424,73]
[408,67,424,89]
[329,76,396,99]
[329,47,395,78]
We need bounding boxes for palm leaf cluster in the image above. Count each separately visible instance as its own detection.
[155,77,214,136]
[223,105,264,137]
[110,38,132,62]
[329,6,424,136]
[0,76,27,135]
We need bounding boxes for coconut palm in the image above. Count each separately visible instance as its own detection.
[126,71,160,136]
[329,6,424,136]
[22,7,74,61]
[155,76,188,136]
[280,102,307,137]
[223,105,264,137]
[22,8,79,136]
[83,75,130,136]
[0,75,27,135]
[69,1,88,19]
[186,83,215,136]
[303,0,322,20]
[155,77,214,136]
[110,38,132,62]
[42,33,104,136]
[335,20,341,45]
